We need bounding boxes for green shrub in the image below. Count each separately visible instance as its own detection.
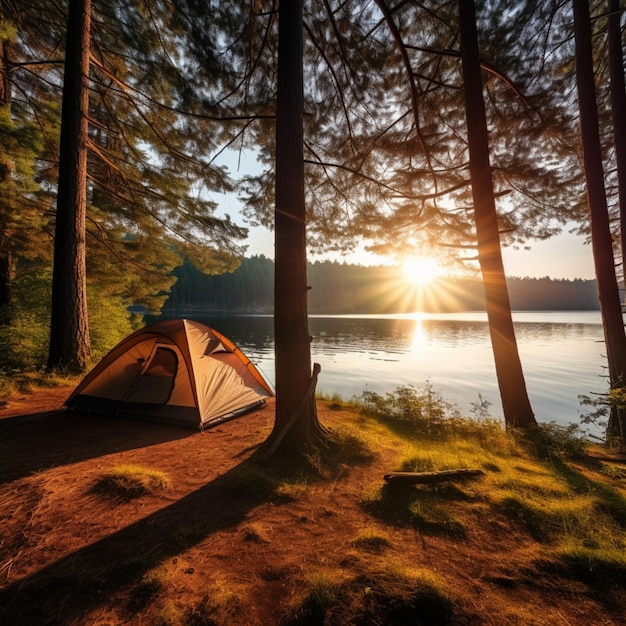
[0,264,142,374]
[358,382,462,441]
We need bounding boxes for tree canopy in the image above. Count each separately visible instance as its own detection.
[2,0,612,303]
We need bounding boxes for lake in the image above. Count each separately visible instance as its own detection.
[171,311,607,433]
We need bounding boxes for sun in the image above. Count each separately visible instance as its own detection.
[402,256,441,287]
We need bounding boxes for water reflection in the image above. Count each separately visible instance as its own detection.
[168,311,606,429]
[411,316,426,349]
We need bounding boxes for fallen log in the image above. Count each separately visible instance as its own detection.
[384,469,485,486]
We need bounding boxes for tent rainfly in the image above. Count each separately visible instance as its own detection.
[65,319,273,429]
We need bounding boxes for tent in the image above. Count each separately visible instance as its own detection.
[65,319,273,429]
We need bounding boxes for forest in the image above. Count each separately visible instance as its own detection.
[163,256,601,314]
[1,0,626,442]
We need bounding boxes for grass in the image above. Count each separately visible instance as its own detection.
[0,280,141,399]
[93,464,171,500]
[126,569,167,613]
[0,367,82,399]
[283,563,453,625]
[353,386,626,577]
[181,578,247,625]
[241,523,271,544]
[350,527,392,553]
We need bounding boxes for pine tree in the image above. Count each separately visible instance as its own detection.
[607,0,626,297]
[573,0,626,444]
[47,0,91,371]
[4,0,252,332]
[458,0,536,427]
[263,0,327,458]
[0,1,56,322]
[84,0,250,310]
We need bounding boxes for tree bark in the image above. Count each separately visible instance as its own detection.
[607,0,626,442]
[384,469,485,486]
[0,252,11,324]
[0,11,12,320]
[608,0,626,297]
[263,0,325,458]
[574,0,626,443]
[47,0,91,372]
[458,0,536,428]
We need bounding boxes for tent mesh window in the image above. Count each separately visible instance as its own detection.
[125,346,178,405]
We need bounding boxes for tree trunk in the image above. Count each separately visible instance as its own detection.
[0,13,12,321]
[574,0,626,443]
[47,0,91,372]
[262,0,325,458]
[0,252,11,324]
[458,0,536,428]
[0,5,10,107]
[608,0,626,299]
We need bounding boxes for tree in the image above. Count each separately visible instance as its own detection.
[0,3,13,314]
[608,0,626,296]
[458,0,536,428]
[573,0,626,443]
[0,1,53,323]
[47,0,91,371]
[85,0,250,308]
[230,1,574,429]
[297,1,584,266]
[262,0,326,459]
[4,0,250,332]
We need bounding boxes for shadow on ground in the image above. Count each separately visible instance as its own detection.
[0,454,270,625]
[0,410,192,483]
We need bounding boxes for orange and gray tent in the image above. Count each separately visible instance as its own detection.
[65,319,273,429]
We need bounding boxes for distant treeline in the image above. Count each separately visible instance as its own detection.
[162,256,600,315]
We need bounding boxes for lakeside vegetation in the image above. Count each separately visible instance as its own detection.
[163,257,600,315]
[0,266,141,396]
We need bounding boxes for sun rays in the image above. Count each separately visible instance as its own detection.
[401,256,441,287]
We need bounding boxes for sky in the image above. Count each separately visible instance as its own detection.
[499,229,595,280]
[242,222,596,280]
[218,151,597,281]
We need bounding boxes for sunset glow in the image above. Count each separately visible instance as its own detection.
[402,256,441,287]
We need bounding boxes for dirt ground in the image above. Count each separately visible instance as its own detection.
[1,387,625,626]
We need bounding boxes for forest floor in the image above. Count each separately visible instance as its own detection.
[1,386,626,626]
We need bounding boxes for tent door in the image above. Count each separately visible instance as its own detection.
[123,345,178,405]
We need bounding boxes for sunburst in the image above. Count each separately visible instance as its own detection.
[402,256,441,287]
